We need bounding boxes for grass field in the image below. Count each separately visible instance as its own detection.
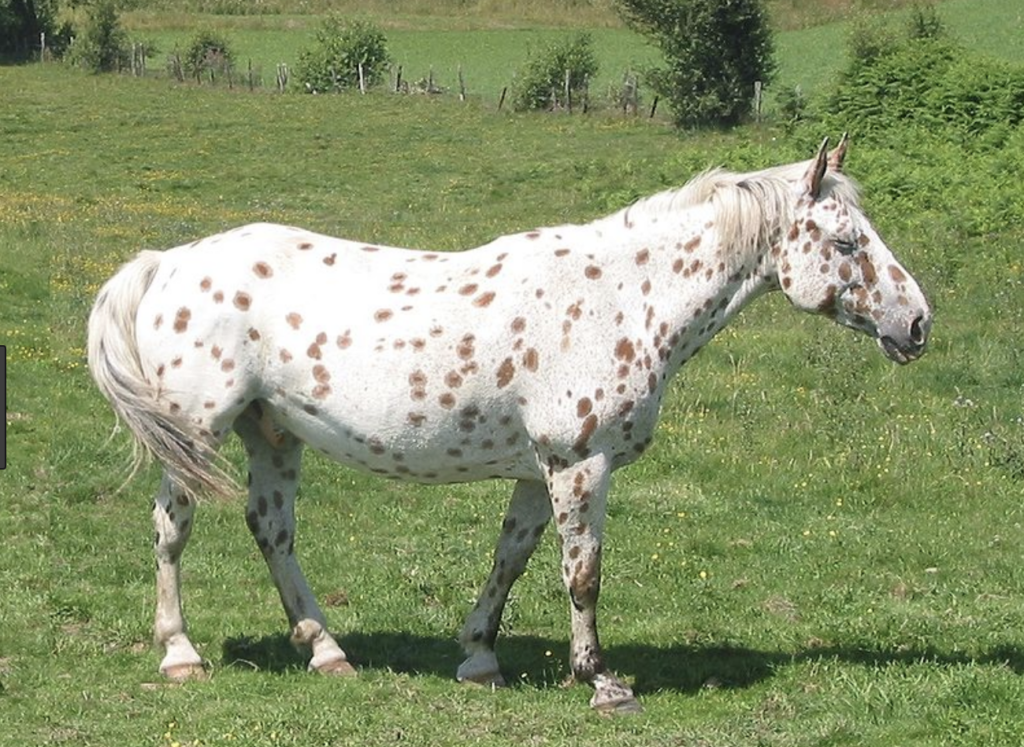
[114,0,1024,107]
[2,0,1024,744]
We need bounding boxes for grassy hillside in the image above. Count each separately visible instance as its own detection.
[2,1,1024,745]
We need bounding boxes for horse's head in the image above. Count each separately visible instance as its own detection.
[777,136,931,364]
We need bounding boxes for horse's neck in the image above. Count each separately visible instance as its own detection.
[596,210,776,378]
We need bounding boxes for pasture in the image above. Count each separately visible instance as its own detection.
[2,0,1024,743]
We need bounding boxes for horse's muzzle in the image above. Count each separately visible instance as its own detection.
[878,313,929,365]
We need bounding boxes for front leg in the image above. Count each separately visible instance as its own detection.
[549,453,641,714]
[457,479,551,686]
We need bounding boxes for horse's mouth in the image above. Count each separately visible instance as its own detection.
[878,335,925,365]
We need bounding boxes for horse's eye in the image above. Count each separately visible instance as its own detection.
[834,238,859,256]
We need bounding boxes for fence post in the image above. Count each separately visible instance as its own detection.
[498,86,507,111]
[395,64,403,93]
[358,62,366,94]
[754,81,763,123]
[458,64,466,101]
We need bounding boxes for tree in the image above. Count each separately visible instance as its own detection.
[72,0,128,73]
[0,0,60,61]
[615,0,776,128]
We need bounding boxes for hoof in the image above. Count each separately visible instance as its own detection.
[590,672,641,715]
[162,663,208,682]
[592,695,644,715]
[456,652,505,689]
[314,658,357,677]
[458,670,507,689]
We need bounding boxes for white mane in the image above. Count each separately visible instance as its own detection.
[601,160,862,274]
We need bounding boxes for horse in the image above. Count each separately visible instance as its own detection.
[87,136,930,713]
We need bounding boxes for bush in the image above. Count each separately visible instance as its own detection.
[615,0,775,128]
[828,18,1024,145]
[70,0,129,73]
[295,17,391,94]
[182,29,235,80]
[511,33,599,112]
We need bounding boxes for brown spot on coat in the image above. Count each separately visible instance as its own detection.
[573,414,598,457]
[496,358,516,388]
[253,262,273,278]
[635,249,650,265]
[459,283,478,296]
[523,348,539,372]
[584,265,602,280]
[286,313,303,330]
[174,307,191,333]
[474,291,496,308]
[684,236,701,252]
[457,334,475,360]
[200,277,212,291]
[234,292,252,311]
[577,397,593,418]
[615,338,636,363]
[857,255,878,286]
[374,309,393,323]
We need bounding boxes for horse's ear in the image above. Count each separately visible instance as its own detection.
[828,132,849,173]
[802,137,830,199]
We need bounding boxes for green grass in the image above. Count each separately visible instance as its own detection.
[3,1,1024,744]
[118,0,1024,112]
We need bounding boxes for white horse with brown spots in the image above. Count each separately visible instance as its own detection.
[88,137,930,713]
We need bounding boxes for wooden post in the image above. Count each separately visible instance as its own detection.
[395,64,403,93]
[754,81,763,123]
[40,32,45,62]
[248,59,254,91]
[649,95,659,119]
[565,69,572,113]
[498,86,507,111]
[358,62,366,94]
[458,64,466,101]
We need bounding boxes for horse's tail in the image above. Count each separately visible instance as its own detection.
[87,251,234,498]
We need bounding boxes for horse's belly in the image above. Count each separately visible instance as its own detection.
[264,398,540,485]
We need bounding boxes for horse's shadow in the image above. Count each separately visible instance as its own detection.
[221,631,1024,694]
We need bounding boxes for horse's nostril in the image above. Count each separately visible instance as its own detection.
[910,315,926,346]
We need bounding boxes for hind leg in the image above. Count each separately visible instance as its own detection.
[153,473,206,680]
[457,479,551,686]
[234,411,354,675]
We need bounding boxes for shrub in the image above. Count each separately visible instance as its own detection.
[295,17,391,94]
[827,19,1024,146]
[511,33,599,112]
[70,0,129,73]
[615,0,775,128]
[182,29,235,80]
